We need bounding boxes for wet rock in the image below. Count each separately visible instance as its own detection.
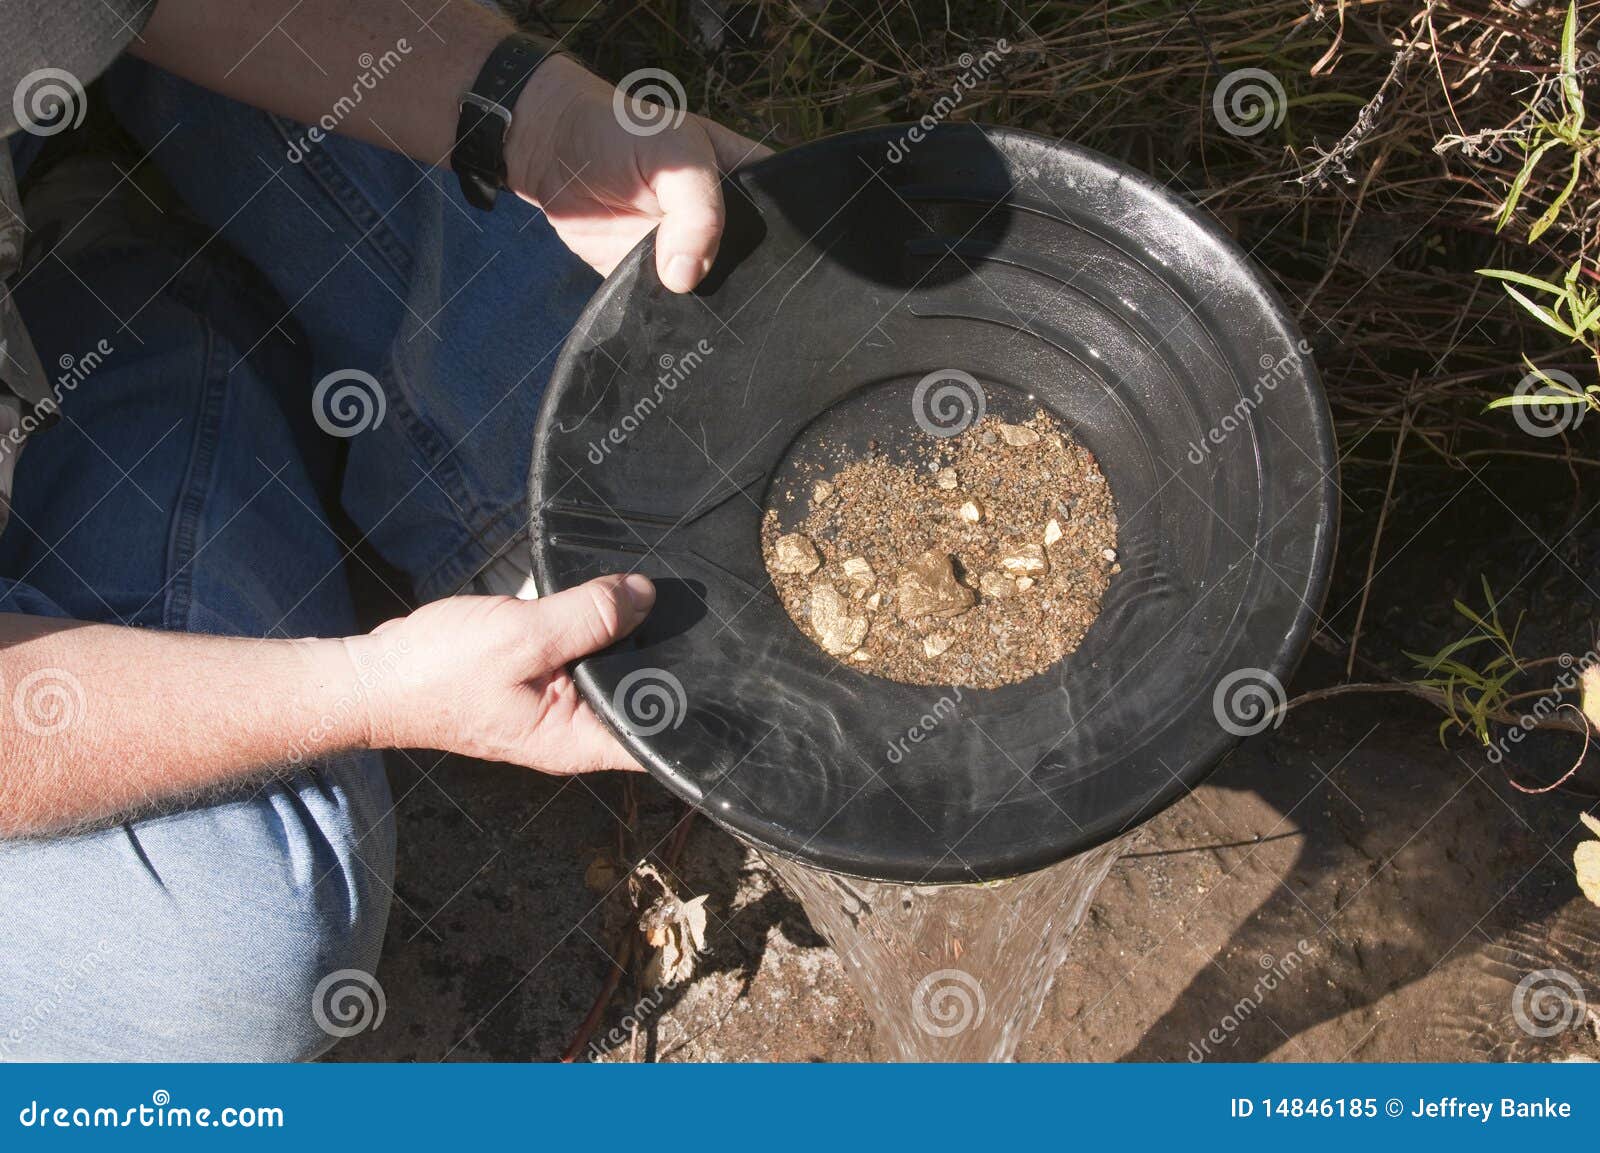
[841,556,876,586]
[809,581,869,656]
[999,543,1049,577]
[894,551,976,620]
[773,533,821,575]
[996,423,1041,447]
[979,571,1019,600]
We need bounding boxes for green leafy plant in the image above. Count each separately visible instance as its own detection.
[1476,261,1600,422]
[1496,0,1597,242]
[1405,577,1524,746]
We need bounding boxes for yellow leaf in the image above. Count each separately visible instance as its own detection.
[1576,840,1600,907]
[1581,665,1600,732]
[1580,811,1600,839]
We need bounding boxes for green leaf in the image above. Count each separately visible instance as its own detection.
[1498,138,1564,232]
[1486,393,1587,409]
[1530,150,1584,242]
[1563,0,1585,130]
[1502,283,1579,337]
[1477,268,1568,296]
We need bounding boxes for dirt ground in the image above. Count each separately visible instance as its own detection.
[325,645,1599,1063]
[327,460,1600,1064]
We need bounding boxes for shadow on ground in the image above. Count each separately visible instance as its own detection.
[332,464,1600,1063]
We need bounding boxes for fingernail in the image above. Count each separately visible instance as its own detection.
[664,254,701,292]
[620,573,656,615]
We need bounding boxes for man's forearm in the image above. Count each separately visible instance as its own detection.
[0,615,375,837]
[132,0,518,168]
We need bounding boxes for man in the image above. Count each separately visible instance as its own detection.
[0,0,769,1059]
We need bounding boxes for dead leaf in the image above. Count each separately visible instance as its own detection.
[1576,840,1600,908]
[1583,666,1600,733]
[640,894,710,987]
[584,852,619,894]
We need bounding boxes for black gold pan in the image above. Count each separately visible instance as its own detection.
[530,123,1337,883]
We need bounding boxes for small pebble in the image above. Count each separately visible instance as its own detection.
[996,423,1041,447]
[773,533,822,575]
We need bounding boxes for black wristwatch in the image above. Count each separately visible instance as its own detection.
[453,32,562,211]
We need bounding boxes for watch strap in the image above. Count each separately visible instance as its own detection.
[453,32,560,211]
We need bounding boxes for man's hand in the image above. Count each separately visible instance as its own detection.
[506,55,773,292]
[352,574,654,775]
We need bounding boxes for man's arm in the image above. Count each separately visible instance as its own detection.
[0,575,654,838]
[132,0,506,173]
[131,0,772,291]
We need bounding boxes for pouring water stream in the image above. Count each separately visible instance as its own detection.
[766,835,1128,1061]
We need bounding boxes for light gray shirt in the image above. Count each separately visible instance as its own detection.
[1,0,155,534]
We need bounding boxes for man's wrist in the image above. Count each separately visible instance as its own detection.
[503,52,587,203]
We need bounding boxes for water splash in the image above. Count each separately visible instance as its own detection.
[767,835,1128,1060]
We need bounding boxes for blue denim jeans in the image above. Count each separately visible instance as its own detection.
[0,60,596,1060]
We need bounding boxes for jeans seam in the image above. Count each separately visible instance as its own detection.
[264,116,517,587]
[268,115,415,285]
[161,310,230,633]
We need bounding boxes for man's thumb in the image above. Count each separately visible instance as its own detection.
[523,573,656,673]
